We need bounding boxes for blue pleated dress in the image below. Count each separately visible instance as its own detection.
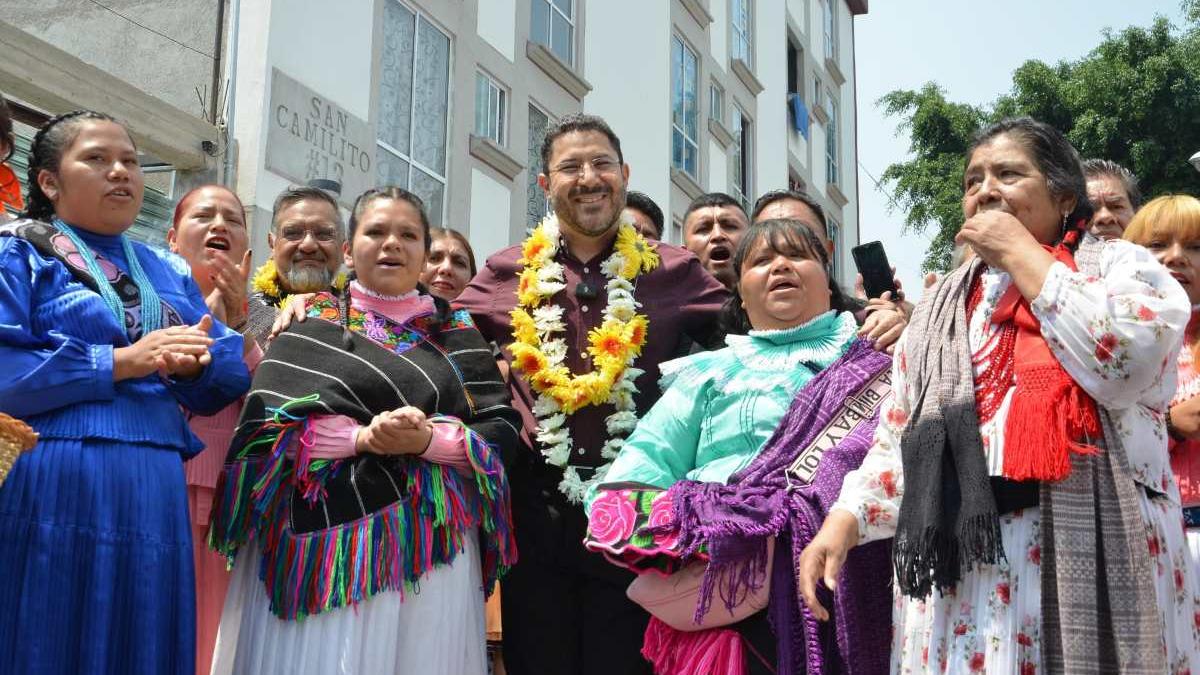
[0,224,250,674]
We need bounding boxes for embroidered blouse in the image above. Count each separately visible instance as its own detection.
[1171,311,1200,508]
[585,310,859,509]
[833,240,1189,543]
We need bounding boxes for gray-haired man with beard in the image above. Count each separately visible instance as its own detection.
[457,114,728,675]
[244,186,345,344]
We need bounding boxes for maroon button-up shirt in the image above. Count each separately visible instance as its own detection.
[456,239,728,476]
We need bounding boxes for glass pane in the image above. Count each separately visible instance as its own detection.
[376,146,410,188]
[474,74,488,138]
[552,0,571,17]
[490,89,500,141]
[378,0,415,156]
[685,142,697,177]
[531,0,549,46]
[497,91,507,145]
[552,13,573,66]
[672,130,683,171]
[412,16,450,174]
[411,167,445,227]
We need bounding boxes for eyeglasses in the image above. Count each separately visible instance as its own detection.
[279,225,339,243]
[550,157,621,180]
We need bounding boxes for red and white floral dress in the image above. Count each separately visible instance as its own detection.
[833,240,1200,674]
[1171,311,1200,564]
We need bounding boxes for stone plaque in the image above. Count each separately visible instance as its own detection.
[265,68,373,206]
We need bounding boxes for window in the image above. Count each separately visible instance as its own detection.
[377,0,450,225]
[671,35,700,179]
[787,39,803,95]
[732,0,752,66]
[531,0,575,67]
[474,71,507,145]
[826,95,839,186]
[827,217,841,279]
[527,105,553,226]
[709,82,724,124]
[823,0,837,62]
[731,107,752,211]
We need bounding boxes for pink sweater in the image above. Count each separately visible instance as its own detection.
[1171,312,1200,508]
[185,341,263,490]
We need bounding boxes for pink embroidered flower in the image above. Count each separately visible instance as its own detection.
[922,646,929,666]
[1095,333,1119,362]
[996,582,1010,605]
[953,622,968,636]
[1017,632,1033,647]
[1137,305,1157,321]
[878,470,899,499]
[1175,568,1185,592]
[970,652,986,672]
[885,407,908,430]
[1021,662,1037,675]
[865,503,889,526]
[1147,534,1161,558]
[589,490,638,546]
[646,493,679,549]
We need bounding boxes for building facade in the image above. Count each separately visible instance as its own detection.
[0,0,866,284]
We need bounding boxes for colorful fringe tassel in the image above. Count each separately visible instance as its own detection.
[208,402,517,621]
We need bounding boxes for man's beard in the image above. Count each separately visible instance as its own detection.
[281,264,334,293]
[554,186,625,238]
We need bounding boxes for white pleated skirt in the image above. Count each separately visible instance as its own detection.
[210,532,487,675]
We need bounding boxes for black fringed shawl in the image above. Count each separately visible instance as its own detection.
[209,292,522,620]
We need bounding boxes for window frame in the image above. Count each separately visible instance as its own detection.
[731,0,753,67]
[671,34,701,180]
[526,103,554,226]
[731,106,753,212]
[474,70,508,146]
[823,0,837,63]
[709,81,725,125]
[376,0,452,226]
[825,94,840,186]
[531,0,576,67]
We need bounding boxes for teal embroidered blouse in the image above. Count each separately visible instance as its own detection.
[585,310,858,510]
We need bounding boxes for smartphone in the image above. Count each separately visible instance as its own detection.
[852,241,898,299]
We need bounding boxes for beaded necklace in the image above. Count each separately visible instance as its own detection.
[53,218,162,335]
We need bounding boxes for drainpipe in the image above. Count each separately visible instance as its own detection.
[220,0,241,186]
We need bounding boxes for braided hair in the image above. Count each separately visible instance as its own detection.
[337,186,450,349]
[22,110,128,222]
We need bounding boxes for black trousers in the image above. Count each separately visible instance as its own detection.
[500,475,652,675]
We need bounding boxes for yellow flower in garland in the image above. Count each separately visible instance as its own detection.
[588,321,632,364]
[509,341,549,377]
[509,308,539,346]
[614,225,661,279]
[519,227,554,268]
[624,315,649,353]
[516,269,542,308]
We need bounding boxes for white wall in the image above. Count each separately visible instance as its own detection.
[234,0,376,264]
[708,138,727,192]
[477,0,517,61]
[754,0,788,196]
[583,0,671,213]
[710,0,728,71]
[469,168,513,258]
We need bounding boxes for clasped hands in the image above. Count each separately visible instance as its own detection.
[355,406,434,456]
[113,315,215,382]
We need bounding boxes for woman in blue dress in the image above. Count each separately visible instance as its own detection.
[0,110,250,673]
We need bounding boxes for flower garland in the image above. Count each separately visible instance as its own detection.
[509,214,660,504]
[252,259,347,307]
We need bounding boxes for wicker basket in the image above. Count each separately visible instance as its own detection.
[0,412,36,487]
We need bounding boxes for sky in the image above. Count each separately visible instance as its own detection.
[854,0,1190,298]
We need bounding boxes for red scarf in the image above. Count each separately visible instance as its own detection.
[987,236,1101,481]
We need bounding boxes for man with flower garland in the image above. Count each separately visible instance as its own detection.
[244,185,346,344]
[456,114,728,675]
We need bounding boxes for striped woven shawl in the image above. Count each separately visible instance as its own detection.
[208,292,521,620]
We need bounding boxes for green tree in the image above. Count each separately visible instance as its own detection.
[881,6,1200,271]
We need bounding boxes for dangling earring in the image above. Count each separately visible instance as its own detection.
[1061,212,1069,233]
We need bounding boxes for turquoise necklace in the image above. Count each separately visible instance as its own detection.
[53,218,162,335]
